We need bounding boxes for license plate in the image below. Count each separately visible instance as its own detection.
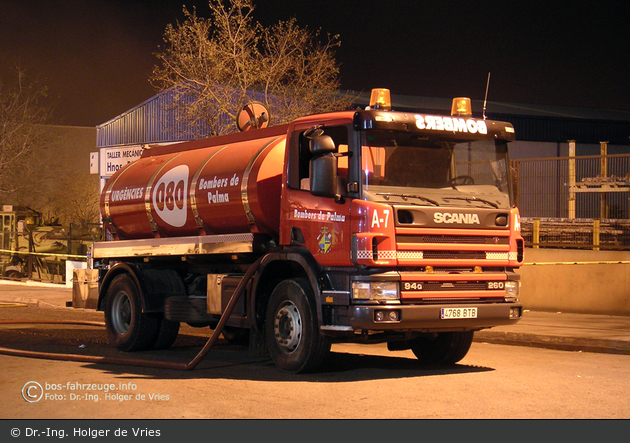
[441,307,478,319]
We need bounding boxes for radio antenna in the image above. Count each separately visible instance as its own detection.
[482,72,491,120]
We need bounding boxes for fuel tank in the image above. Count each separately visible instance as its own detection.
[101,127,288,240]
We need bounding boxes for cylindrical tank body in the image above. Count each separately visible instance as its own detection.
[101,130,287,240]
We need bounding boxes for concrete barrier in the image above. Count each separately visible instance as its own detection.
[517,248,630,316]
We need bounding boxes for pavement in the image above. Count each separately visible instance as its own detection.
[1,279,629,356]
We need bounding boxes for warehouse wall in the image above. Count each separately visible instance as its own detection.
[517,248,630,316]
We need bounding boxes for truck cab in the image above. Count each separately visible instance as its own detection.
[265,90,523,370]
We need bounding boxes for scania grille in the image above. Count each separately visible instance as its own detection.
[411,267,505,273]
[396,235,509,245]
[395,229,514,264]
[422,251,486,260]
[399,270,509,302]
[419,282,490,291]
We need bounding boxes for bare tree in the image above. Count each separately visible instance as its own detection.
[151,0,355,137]
[0,69,51,198]
[22,125,101,226]
[1,69,100,226]
[54,173,100,225]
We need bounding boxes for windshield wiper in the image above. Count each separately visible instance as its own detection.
[443,196,499,208]
[376,193,440,206]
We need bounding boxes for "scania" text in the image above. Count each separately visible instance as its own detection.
[433,212,480,224]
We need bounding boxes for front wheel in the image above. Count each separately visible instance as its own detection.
[410,331,474,366]
[265,278,330,373]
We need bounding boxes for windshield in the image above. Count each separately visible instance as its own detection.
[361,131,512,208]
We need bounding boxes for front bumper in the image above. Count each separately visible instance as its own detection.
[348,302,522,331]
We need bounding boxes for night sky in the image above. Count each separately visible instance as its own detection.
[1,0,629,127]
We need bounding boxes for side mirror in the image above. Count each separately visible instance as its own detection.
[309,134,336,154]
[308,135,338,198]
[310,155,337,197]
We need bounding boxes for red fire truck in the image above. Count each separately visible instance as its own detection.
[85,89,523,373]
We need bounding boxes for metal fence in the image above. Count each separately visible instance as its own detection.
[514,152,630,250]
[513,153,630,219]
[521,217,630,250]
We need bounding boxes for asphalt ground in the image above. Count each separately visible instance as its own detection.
[1,279,629,356]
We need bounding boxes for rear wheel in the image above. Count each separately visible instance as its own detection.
[104,274,159,351]
[410,331,474,366]
[265,278,330,373]
[153,318,180,350]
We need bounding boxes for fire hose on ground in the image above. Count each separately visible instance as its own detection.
[0,256,263,371]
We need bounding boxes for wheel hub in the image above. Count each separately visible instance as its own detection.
[111,291,132,335]
[273,301,302,353]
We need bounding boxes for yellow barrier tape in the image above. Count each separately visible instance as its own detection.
[0,248,86,260]
[524,261,630,265]
[0,302,29,308]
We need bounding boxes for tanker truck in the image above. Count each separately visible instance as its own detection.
[84,89,524,373]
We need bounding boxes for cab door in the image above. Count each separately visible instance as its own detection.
[281,123,353,267]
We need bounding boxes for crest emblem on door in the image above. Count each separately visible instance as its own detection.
[317,227,332,254]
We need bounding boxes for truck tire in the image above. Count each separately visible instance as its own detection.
[153,318,180,350]
[410,331,474,366]
[104,273,160,351]
[265,278,331,373]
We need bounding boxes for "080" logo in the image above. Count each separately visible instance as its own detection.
[153,165,189,227]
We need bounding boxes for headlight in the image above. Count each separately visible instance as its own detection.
[505,280,520,302]
[352,281,399,301]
